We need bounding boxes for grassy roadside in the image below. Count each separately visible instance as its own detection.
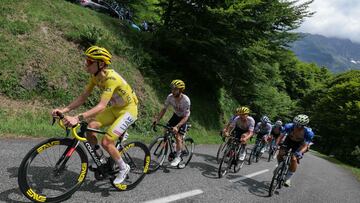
[311,150,360,181]
[0,95,223,144]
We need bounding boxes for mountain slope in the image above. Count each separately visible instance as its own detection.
[290,33,360,73]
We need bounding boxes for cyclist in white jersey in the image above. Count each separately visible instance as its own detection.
[153,79,191,166]
[254,116,272,153]
[225,106,255,161]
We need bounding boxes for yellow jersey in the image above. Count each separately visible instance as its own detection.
[85,69,138,107]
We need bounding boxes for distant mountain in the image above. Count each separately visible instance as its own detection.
[290,33,360,73]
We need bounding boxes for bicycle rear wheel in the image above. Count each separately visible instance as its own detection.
[148,137,168,173]
[18,138,88,203]
[112,141,150,191]
[178,137,194,168]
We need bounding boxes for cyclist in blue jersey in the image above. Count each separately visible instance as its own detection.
[275,114,314,187]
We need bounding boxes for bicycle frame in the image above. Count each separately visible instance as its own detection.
[52,115,126,178]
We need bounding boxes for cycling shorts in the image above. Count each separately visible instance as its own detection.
[281,136,304,152]
[233,127,248,139]
[95,104,138,141]
[167,113,189,135]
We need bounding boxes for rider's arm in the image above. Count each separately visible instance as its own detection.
[275,133,285,145]
[62,88,92,113]
[297,143,309,154]
[80,97,109,119]
[176,115,189,128]
[243,130,254,140]
[79,78,114,119]
[154,107,167,123]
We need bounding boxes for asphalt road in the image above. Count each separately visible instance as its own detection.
[0,138,359,203]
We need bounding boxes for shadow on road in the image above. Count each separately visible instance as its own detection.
[188,153,219,179]
[226,174,271,197]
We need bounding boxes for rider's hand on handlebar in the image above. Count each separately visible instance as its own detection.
[63,115,80,127]
[294,151,303,159]
[172,126,179,134]
[51,109,65,117]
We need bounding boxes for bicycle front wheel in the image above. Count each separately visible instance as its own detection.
[268,163,283,197]
[148,137,168,173]
[112,141,150,191]
[216,142,226,164]
[218,148,234,178]
[18,138,88,203]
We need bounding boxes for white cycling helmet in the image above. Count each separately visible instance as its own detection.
[293,114,309,126]
[260,116,270,124]
[275,120,283,127]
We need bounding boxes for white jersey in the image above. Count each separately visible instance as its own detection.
[229,115,255,132]
[164,93,191,117]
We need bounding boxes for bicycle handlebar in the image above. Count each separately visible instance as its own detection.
[152,123,172,132]
[52,112,88,142]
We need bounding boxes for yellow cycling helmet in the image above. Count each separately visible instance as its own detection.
[236,106,250,115]
[170,79,185,90]
[84,46,112,65]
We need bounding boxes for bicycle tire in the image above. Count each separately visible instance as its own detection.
[178,137,194,168]
[18,138,88,203]
[111,141,150,191]
[248,146,256,165]
[216,142,226,164]
[268,162,283,197]
[268,148,273,162]
[148,136,168,173]
[218,148,233,178]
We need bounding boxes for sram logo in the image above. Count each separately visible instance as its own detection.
[37,141,60,153]
[26,189,46,202]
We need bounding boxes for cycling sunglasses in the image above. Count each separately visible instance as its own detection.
[86,58,97,66]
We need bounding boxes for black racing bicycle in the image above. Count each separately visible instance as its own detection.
[18,113,150,203]
[147,123,194,173]
[218,137,246,178]
[268,145,298,196]
[248,136,266,164]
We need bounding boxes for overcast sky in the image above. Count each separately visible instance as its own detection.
[297,0,360,43]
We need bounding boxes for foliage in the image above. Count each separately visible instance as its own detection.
[307,70,360,167]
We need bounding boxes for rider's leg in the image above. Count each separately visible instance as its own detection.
[175,133,183,156]
[284,155,298,186]
[87,121,101,146]
[170,132,183,166]
[104,106,137,184]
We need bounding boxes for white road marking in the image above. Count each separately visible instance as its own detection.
[143,189,204,203]
[229,169,270,183]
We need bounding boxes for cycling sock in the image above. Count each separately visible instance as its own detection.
[117,158,127,170]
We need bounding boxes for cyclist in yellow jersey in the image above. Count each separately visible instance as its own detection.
[52,46,138,185]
